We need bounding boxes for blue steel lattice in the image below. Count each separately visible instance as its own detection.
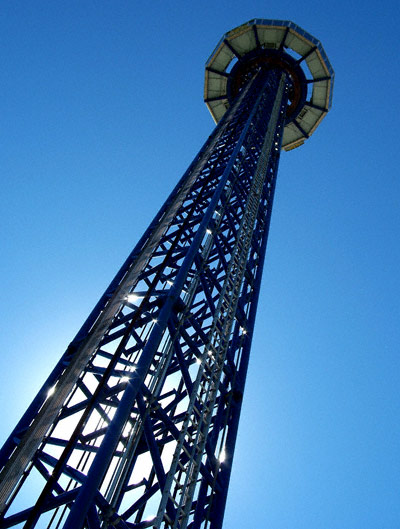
[0,68,289,529]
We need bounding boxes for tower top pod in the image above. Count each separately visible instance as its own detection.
[204,19,334,151]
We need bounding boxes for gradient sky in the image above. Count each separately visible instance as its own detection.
[1,2,400,528]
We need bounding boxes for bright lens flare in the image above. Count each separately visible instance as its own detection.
[126,293,143,303]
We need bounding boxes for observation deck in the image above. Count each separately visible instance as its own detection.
[204,19,334,150]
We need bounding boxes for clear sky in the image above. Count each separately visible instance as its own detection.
[1,2,400,528]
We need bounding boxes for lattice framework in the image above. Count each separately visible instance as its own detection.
[0,68,289,529]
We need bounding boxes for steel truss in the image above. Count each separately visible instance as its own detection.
[0,68,289,529]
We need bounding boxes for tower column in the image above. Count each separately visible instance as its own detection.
[0,18,333,529]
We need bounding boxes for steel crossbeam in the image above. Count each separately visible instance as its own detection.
[0,68,290,529]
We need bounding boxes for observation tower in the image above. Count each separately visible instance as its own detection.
[0,19,333,529]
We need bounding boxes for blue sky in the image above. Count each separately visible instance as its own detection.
[1,1,400,528]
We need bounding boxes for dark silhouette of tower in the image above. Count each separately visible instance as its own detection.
[0,19,333,529]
